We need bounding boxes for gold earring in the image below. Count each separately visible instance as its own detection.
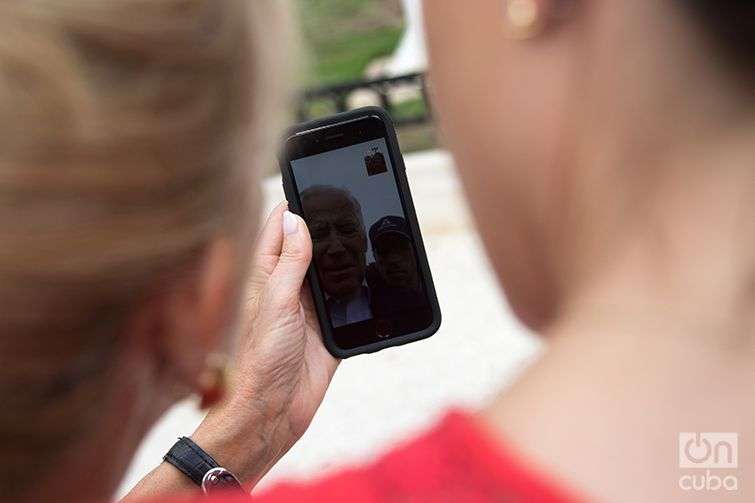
[504,0,544,40]
[198,353,228,410]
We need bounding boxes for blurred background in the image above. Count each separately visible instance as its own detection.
[294,0,436,153]
[119,0,536,495]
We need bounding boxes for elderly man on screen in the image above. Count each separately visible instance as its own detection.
[366,215,429,324]
[301,186,373,328]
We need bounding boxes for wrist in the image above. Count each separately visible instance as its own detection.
[190,399,289,489]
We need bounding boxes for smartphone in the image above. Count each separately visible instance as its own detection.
[279,107,441,358]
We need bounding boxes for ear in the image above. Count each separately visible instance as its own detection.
[154,238,240,395]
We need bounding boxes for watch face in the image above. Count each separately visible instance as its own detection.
[201,467,244,495]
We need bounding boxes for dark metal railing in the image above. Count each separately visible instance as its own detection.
[297,72,432,126]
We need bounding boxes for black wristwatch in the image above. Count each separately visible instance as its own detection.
[164,437,245,496]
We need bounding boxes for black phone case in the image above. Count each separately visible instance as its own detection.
[279,106,442,358]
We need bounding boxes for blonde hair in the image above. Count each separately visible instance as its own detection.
[0,0,287,495]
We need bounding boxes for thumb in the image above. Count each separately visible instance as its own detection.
[267,210,313,308]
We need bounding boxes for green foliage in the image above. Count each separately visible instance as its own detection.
[391,97,427,121]
[295,0,404,86]
[293,1,438,153]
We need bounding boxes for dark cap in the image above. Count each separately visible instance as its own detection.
[369,215,411,247]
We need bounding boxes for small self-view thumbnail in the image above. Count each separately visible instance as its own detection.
[365,147,387,176]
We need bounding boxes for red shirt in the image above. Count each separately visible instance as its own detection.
[165,411,584,503]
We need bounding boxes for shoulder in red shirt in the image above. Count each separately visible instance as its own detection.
[162,410,584,503]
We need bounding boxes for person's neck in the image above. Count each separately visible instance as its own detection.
[487,298,755,502]
[22,358,171,503]
[486,133,755,502]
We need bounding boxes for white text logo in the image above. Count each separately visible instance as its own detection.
[678,432,738,492]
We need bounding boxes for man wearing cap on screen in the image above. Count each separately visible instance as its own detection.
[301,186,373,328]
[369,216,421,292]
[367,216,427,324]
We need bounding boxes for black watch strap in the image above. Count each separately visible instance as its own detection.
[164,437,220,486]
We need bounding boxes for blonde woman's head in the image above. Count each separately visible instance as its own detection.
[0,0,288,497]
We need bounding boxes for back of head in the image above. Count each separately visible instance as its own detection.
[0,0,285,497]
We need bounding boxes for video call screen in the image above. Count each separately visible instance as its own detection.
[290,138,434,348]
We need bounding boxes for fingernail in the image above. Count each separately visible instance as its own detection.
[283,210,298,235]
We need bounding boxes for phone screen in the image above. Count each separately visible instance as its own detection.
[286,116,434,349]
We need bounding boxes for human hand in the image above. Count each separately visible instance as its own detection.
[193,202,339,488]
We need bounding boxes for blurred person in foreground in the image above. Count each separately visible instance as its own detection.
[1,1,754,503]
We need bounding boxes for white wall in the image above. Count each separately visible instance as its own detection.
[385,0,427,75]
